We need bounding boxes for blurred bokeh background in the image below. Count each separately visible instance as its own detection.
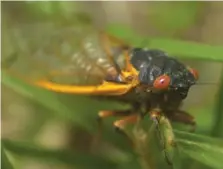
[1,1,223,169]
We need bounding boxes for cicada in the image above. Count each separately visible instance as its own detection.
[3,24,199,165]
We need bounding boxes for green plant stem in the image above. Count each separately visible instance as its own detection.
[132,122,155,169]
[211,68,223,138]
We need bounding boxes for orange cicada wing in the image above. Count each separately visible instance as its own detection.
[34,80,133,95]
[3,24,136,95]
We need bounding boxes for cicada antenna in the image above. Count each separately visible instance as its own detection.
[195,82,219,86]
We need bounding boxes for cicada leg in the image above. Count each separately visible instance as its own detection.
[150,109,164,146]
[96,110,138,147]
[113,114,139,146]
[97,110,131,135]
[150,109,174,166]
[167,110,196,132]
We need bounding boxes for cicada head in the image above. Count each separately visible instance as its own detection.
[130,48,199,99]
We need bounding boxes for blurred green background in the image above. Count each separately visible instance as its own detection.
[1,1,223,169]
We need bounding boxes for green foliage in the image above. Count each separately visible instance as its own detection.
[1,70,133,153]
[2,139,119,169]
[107,25,223,62]
[148,2,205,35]
[211,71,223,138]
[1,146,14,169]
[175,130,223,169]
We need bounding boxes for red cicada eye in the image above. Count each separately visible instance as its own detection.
[188,67,199,80]
[153,75,171,90]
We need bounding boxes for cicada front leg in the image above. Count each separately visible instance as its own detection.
[150,109,165,147]
[150,109,175,166]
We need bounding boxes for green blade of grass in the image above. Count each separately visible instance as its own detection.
[149,2,204,35]
[1,70,133,151]
[174,130,223,169]
[1,70,130,129]
[211,70,223,138]
[2,139,118,169]
[106,25,223,62]
[1,146,14,169]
